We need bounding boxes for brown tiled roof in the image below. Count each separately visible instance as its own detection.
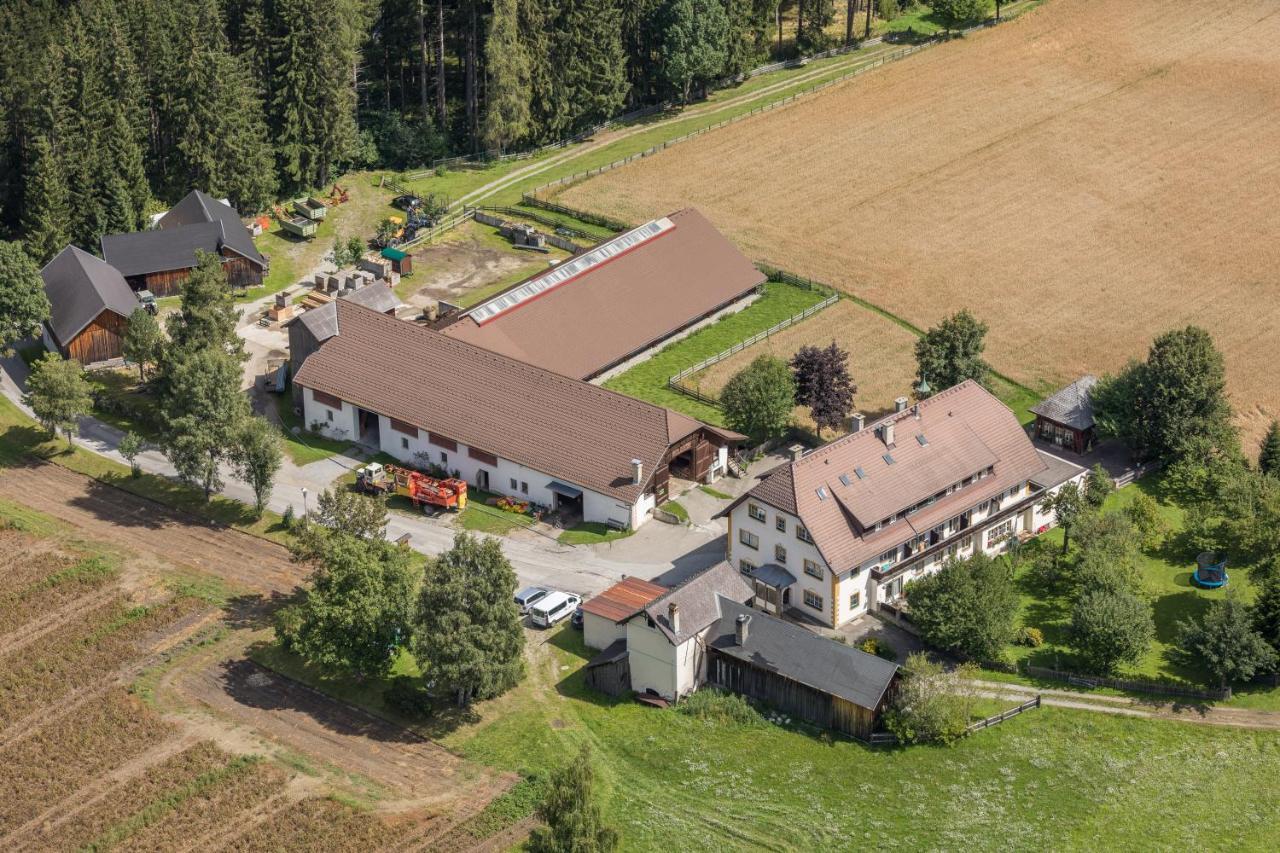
[735,381,1047,572]
[644,561,753,644]
[292,301,731,503]
[582,576,668,623]
[438,209,766,379]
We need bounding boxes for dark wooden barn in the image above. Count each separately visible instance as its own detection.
[704,599,899,740]
[1030,375,1098,455]
[101,190,266,297]
[584,640,631,697]
[40,246,140,365]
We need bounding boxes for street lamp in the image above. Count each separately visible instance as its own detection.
[301,487,309,519]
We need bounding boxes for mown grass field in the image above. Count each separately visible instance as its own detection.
[601,281,828,424]
[559,0,1280,450]
[257,624,1280,850]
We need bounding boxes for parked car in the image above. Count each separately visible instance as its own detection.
[137,289,158,316]
[529,592,581,628]
[514,586,550,615]
[393,194,422,212]
[570,606,584,630]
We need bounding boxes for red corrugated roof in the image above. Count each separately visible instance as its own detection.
[582,576,669,623]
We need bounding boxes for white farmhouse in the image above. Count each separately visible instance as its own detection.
[720,380,1085,629]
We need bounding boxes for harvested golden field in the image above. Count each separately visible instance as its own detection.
[689,299,920,427]
[561,0,1280,446]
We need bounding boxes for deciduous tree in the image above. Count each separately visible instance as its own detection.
[914,309,989,393]
[720,355,796,439]
[659,0,729,102]
[883,653,980,745]
[23,353,93,447]
[123,309,165,382]
[791,341,855,436]
[159,348,249,499]
[279,535,419,677]
[1083,463,1114,509]
[0,241,51,354]
[230,416,283,515]
[411,533,525,707]
[119,431,144,477]
[906,552,1018,661]
[1040,481,1086,555]
[1178,591,1277,688]
[932,0,993,28]
[1069,587,1153,675]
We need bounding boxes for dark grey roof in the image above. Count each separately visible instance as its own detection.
[295,283,400,344]
[751,563,797,589]
[707,598,899,711]
[586,639,629,668]
[41,246,138,345]
[102,221,225,277]
[644,561,752,644]
[1030,449,1086,490]
[1030,375,1097,430]
[159,190,264,267]
[103,190,265,276]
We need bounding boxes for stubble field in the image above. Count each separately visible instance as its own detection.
[560,0,1280,446]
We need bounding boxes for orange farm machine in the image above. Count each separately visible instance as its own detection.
[355,462,467,512]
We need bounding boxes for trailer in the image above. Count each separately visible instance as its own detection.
[355,463,468,512]
[275,206,318,238]
[293,197,328,221]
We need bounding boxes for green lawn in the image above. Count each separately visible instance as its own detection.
[602,281,828,424]
[698,485,733,500]
[88,368,164,441]
[254,626,1280,849]
[274,393,355,465]
[664,501,689,523]
[557,522,634,546]
[0,394,290,545]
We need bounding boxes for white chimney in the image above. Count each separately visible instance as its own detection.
[850,412,865,433]
[882,420,896,447]
[669,602,681,635]
[894,396,909,413]
[631,458,643,484]
[735,613,750,645]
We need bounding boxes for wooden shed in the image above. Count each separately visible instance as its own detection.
[380,246,412,276]
[584,640,631,697]
[1030,375,1098,455]
[703,599,899,740]
[40,246,139,365]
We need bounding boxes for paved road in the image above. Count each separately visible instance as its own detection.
[2,352,742,598]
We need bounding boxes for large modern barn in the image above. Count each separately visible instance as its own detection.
[435,208,765,381]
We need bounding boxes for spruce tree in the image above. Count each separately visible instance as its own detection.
[20,134,71,265]
[528,744,620,853]
[556,0,629,134]
[482,0,532,152]
[1259,421,1280,477]
[0,240,52,353]
[164,251,246,360]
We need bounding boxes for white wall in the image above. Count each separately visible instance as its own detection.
[626,616,678,700]
[583,612,626,651]
[302,387,359,443]
[727,500,833,626]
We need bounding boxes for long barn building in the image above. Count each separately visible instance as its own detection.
[293,300,743,529]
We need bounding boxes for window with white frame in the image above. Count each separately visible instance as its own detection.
[774,544,787,564]
[748,503,766,522]
[803,558,822,579]
[986,519,1014,547]
[803,590,823,611]
[739,529,759,549]
[776,516,786,532]
[739,559,757,575]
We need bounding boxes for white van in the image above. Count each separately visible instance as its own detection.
[529,591,581,628]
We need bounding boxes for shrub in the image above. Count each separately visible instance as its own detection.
[1015,626,1044,647]
[384,675,435,718]
[884,654,979,745]
[1069,588,1153,674]
[859,637,897,661]
[677,689,764,726]
[282,504,295,530]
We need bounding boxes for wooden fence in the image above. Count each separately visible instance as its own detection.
[520,196,633,233]
[665,293,839,405]
[1022,665,1231,701]
[867,695,1041,746]
[966,695,1041,732]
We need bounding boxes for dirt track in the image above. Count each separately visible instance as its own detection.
[0,460,301,595]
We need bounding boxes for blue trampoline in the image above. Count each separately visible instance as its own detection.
[1192,551,1228,589]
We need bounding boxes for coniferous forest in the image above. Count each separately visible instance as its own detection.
[0,0,854,262]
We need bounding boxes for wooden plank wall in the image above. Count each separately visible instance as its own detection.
[708,650,877,739]
[66,310,128,364]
